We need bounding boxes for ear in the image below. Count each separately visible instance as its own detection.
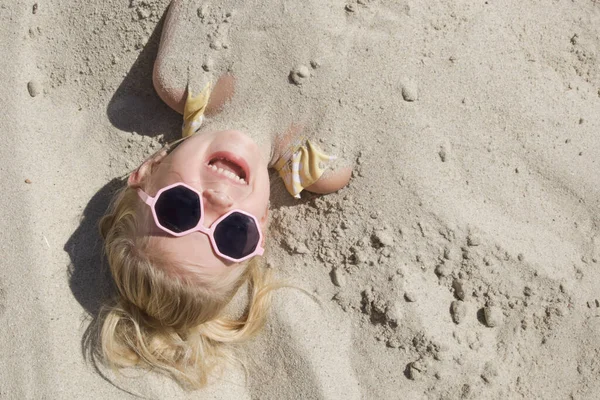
[260,203,269,225]
[259,205,269,246]
[127,149,168,189]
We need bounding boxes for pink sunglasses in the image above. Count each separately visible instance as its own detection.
[137,182,264,263]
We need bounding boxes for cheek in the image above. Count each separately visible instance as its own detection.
[146,161,175,193]
[258,170,271,207]
[248,171,270,218]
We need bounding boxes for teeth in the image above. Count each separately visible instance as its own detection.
[208,163,247,185]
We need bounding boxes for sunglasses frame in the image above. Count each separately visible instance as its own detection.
[137,182,264,263]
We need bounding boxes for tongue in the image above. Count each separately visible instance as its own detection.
[212,159,244,178]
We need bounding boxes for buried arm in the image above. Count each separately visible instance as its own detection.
[152,0,234,116]
[272,126,353,196]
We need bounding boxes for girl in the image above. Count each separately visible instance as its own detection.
[99,0,352,389]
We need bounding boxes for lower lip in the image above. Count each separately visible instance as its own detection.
[206,151,250,183]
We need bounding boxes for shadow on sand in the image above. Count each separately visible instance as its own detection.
[64,177,134,392]
[105,11,180,140]
[65,9,175,395]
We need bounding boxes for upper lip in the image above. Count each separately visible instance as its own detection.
[206,151,250,184]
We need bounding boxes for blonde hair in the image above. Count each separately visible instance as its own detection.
[97,182,276,389]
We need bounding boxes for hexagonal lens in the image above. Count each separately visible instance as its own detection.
[213,212,260,260]
[155,186,201,233]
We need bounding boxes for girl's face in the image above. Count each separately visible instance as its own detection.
[141,130,270,272]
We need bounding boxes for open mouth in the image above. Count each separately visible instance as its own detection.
[207,152,249,185]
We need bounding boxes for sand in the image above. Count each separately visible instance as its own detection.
[1,0,600,398]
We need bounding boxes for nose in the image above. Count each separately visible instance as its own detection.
[203,189,234,211]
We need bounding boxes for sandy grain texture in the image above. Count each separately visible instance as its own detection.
[1,0,599,399]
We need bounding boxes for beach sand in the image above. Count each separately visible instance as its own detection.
[1,0,600,398]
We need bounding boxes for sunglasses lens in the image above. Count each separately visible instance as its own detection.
[213,212,260,260]
[155,186,201,233]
